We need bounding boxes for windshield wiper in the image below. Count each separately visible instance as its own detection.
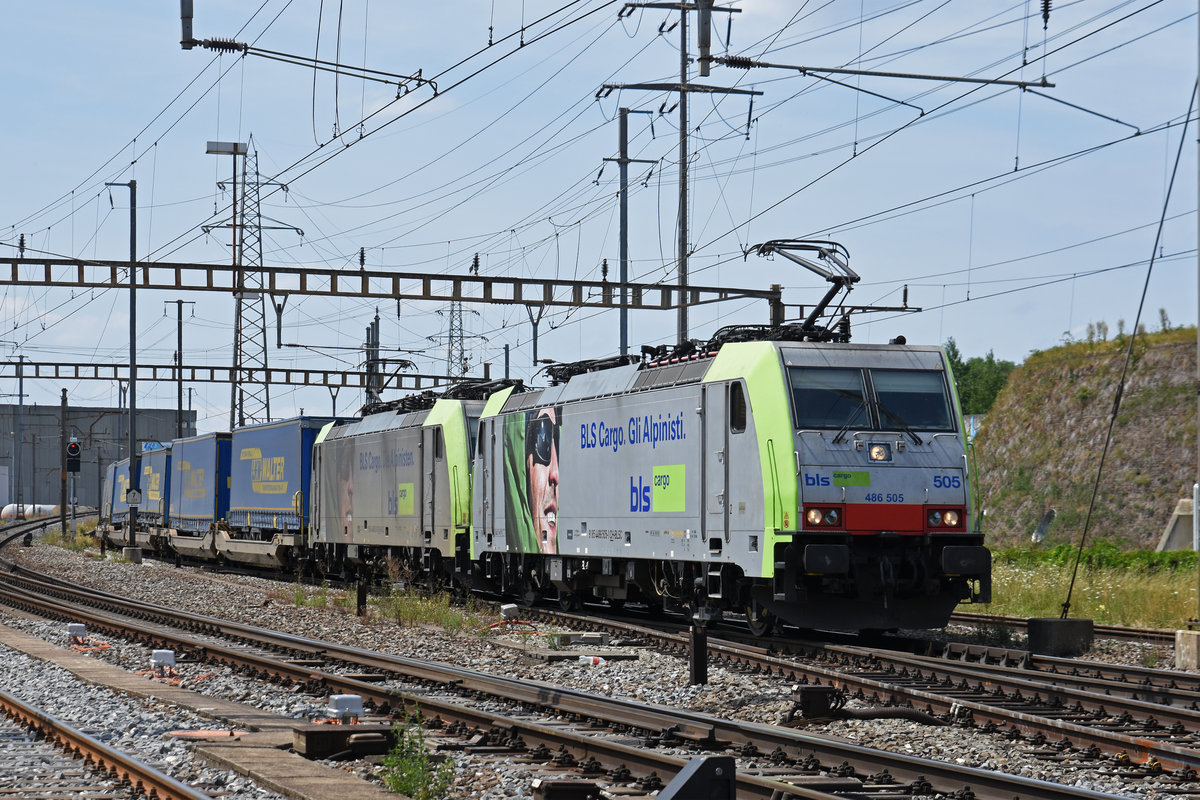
[831,398,868,445]
[878,406,923,446]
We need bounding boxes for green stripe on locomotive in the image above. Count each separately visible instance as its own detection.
[425,398,475,533]
[702,341,798,579]
[470,385,516,560]
[939,346,977,533]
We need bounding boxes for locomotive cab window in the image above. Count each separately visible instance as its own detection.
[729,382,747,433]
[789,367,869,430]
[871,370,954,432]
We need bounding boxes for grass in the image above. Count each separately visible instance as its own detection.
[371,588,495,634]
[40,527,92,553]
[974,560,1198,629]
[380,713,455,799]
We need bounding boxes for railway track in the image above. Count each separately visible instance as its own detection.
[0,552,1135,799]
[521,606,1200,781]
[0,687,211,800]
[950,611,1178,647]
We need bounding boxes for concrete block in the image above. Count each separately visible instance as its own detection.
[1157,498,1194,552]
[151,649,176,667]
[121,546,142,564]
[1177,630,1200,670]
[293,722,394,759]
[1027,617,1093,657]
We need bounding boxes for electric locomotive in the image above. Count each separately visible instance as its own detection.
[307,383,510,581]
[468,335,990,632]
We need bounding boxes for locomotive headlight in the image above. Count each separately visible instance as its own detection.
[928,510,943,527]
[943,510,960,527]
[806,508,825,526]
[869,443,891,462]
[824,508,839,526]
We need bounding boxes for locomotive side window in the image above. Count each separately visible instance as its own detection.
[466,414,481,459]
[870,370,955,432]
[789,367,868,429]
[729,382,747,433]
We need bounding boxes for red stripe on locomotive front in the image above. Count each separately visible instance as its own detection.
[842,503,924,531]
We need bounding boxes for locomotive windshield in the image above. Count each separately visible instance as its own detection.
[789,366,955,433]
[789,368,870,430]
[871,369,954,432]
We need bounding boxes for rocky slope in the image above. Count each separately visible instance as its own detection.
[973,327,1196,550]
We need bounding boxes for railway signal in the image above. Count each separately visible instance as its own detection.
[66,439,81,473]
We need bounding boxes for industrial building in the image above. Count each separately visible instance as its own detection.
[0,403,194,509]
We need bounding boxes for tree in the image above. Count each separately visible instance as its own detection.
[944,338,1016,415]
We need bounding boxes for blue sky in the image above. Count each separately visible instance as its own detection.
[2,1,1195,430]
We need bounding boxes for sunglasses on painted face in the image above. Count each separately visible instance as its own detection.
[527,416,559,466]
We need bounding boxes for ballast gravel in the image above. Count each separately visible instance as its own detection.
[5,542,1194,800]
[0,640,285,800]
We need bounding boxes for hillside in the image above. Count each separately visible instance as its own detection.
[973,328,1196,550]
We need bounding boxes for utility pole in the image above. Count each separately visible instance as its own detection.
[104,179,140,552]
[205,141,248,429]
[14,354,24,516]
[526,305,544,368]
[165,300,195,438]
[203,143,303,427]
[446,301,464,376]
[604,108,654,355]
[603,2,754,344]
[59,389,67,536]
[677,5,689,344]
[364,309,382,408]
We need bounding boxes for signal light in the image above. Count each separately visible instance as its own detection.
[66,440,81,473]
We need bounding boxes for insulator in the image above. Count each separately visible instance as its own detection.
[1042,0,1051,26]
[203,37,246,53]
[723,55,755,70]
[601,258,609,280]
[359,246,365,268]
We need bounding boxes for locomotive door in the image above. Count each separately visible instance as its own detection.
[421,427,439,541]
[702,382,731,542]
[311,447,322,540]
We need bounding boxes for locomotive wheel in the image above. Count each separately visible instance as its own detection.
[518,580,538,608]
[557,590,581,612]
[744,598,776,638]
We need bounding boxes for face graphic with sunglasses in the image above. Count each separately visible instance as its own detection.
[525,407,560,554]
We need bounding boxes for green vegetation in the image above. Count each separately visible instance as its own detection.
[371,588,495,634]
[977,545,1197,629]
[380,714,455,799]
[40,528,91,553]
[944,338,1016,415]
[975,325,1196,549]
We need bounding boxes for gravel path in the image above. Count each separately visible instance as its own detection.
[0,638,285,799]
[5,542,1194,799]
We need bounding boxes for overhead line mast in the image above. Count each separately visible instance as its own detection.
[601,2,758,345]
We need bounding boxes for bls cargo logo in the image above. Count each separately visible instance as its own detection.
[629,465,686,512]
[804,471,871,487]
